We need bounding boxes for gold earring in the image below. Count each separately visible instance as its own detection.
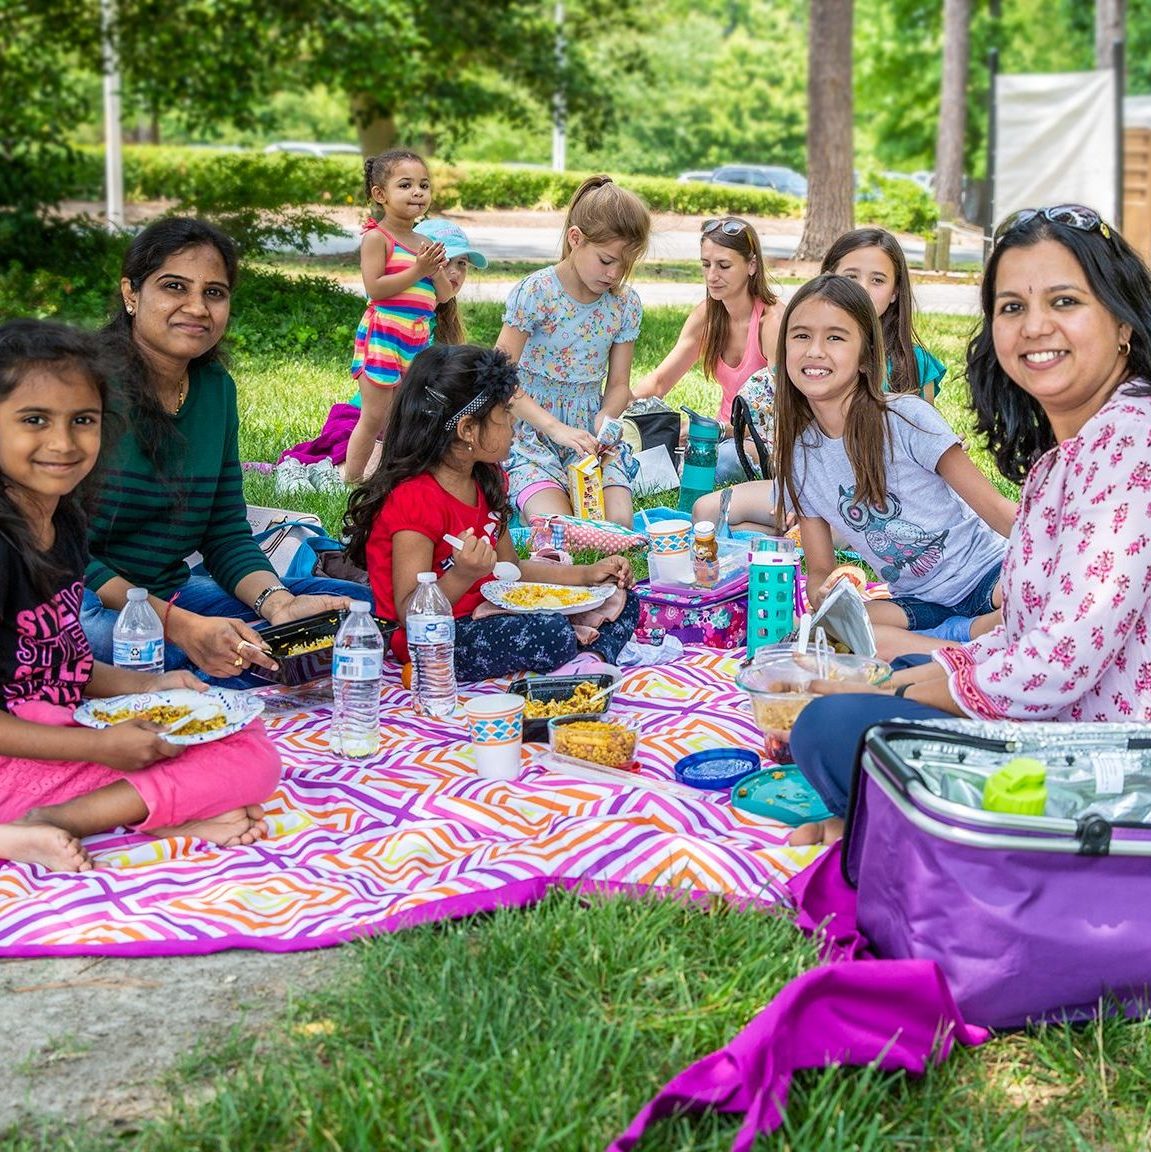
[1119,339,1132,356]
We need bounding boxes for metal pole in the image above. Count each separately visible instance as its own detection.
[100,0,124,230]
[984,46,998,265]
[551,2,566,172]
[1114,36,1126,230]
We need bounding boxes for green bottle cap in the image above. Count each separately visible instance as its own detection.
[982,757,1047,815]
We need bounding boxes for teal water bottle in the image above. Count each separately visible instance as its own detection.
[746,538,799,658]
[678,407,722,513]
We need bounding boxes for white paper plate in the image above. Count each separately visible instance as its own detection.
[73,687,264,746]
[480,580,615,616]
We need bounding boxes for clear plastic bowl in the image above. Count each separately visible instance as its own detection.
[735,651,891,735]
[548,715,640,769]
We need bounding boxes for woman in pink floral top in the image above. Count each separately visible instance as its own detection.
[786,205,1151,844]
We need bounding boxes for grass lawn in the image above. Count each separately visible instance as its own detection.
[2,278,1143,1151]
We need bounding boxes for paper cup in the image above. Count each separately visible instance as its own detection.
[647,518,694,584]
[464,693,526,780]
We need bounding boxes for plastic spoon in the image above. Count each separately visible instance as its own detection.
[443,534,522,582]
[795,611,813,656]
[166,703,224,734]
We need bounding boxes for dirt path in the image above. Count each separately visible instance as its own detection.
[0,949,344,1135]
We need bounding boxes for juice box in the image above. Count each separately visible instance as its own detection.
[568,453,606,519]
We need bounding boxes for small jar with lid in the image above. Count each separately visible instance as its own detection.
[692,520,720,587]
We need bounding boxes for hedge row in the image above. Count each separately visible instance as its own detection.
[52,146,937,234]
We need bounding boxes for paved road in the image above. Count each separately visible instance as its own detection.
[459,277,981,316]
[316,222,982,315]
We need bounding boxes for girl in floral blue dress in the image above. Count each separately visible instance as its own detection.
[496,176,651,528]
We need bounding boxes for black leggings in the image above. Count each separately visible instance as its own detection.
[453,591,640,682]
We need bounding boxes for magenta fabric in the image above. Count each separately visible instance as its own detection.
[608,846,989,1150]
[279,403,360,466]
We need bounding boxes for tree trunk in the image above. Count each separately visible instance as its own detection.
[350,93,397,157]
[1095,0,1126,69]
[794,0,855,262]
[934,0,971,221]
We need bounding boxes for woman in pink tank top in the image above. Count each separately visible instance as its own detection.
[632,217,784,485]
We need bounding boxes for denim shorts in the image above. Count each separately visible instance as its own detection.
[888,561,1001,632]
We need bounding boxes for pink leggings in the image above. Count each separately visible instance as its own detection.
[0,701,282,832]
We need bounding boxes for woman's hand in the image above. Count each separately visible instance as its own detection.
[264,593,353,627]
[449,530,498,584]
[96,719,183,772]
[584,556,635,589]
[170,612,279,678]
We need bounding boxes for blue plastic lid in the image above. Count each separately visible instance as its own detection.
[674,748,760,790]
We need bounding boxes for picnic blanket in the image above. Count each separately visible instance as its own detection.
[0,648,819,958]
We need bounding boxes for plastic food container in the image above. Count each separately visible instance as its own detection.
[548,715,639,769]
[735,651,890,761]
[508,674,616,743]
[250,610,398,686]
[674,748,759,790]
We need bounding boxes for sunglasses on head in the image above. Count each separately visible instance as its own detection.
[993,204,1112,245]
[701,218,750,238]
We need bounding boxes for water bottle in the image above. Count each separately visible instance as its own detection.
[330,601,384,758]
[112,587,165,674]
[407,572,458,719]
[678,407,722,512]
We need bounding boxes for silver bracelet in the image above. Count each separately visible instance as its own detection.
[253,583,290,620]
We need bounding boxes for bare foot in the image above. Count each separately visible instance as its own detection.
[787,817,845,847]
[152,805,269,847]
[3,822,93,872]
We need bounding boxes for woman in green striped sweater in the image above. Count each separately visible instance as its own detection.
[81,218,364,683]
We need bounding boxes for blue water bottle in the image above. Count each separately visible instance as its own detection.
[677,407,722,513]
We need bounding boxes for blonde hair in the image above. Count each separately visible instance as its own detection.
[561,175,651,285]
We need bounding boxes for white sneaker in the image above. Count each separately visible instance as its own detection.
[308,459,346,494]
[274,457,312,497]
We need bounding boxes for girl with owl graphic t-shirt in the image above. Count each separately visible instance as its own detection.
[772,275,1017,641]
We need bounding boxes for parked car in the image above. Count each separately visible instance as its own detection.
[709,164,808,198]
[677,169,716,183]
[264,141,361,159]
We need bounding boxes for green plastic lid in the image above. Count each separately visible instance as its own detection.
[982,757,1047,816]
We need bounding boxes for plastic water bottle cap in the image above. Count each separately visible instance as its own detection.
[348,600,371,613]
[126,587,148,601]
[416,572,437,584]
[983,757,1047,815]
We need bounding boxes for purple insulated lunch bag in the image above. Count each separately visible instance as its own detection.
[844,720,1151,1030]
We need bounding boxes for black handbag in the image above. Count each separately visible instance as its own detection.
[621,401,683,459]
[731,394,773,481]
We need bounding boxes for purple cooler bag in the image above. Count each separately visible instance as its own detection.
[634,574,748,649]
[844,719,1151,1030]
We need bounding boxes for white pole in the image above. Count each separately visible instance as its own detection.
[551,2,566,172]
[101,0,124,230]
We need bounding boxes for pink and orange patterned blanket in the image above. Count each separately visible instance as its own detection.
[0,649,818,957]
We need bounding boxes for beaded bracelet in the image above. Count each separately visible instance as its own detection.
[162,592,181,639]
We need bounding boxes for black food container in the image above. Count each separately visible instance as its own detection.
[507,673,615,742]
[250,610,398,686]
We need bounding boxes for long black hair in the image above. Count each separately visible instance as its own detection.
[0,320,115,599]
[822,227,923,395]
[104,216,239,472]
[969,213,1151,483]
[344,344,521,569]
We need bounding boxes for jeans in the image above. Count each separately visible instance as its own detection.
[789,691,951,817]
[82,574,368,687]
[889,561,1001,632]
